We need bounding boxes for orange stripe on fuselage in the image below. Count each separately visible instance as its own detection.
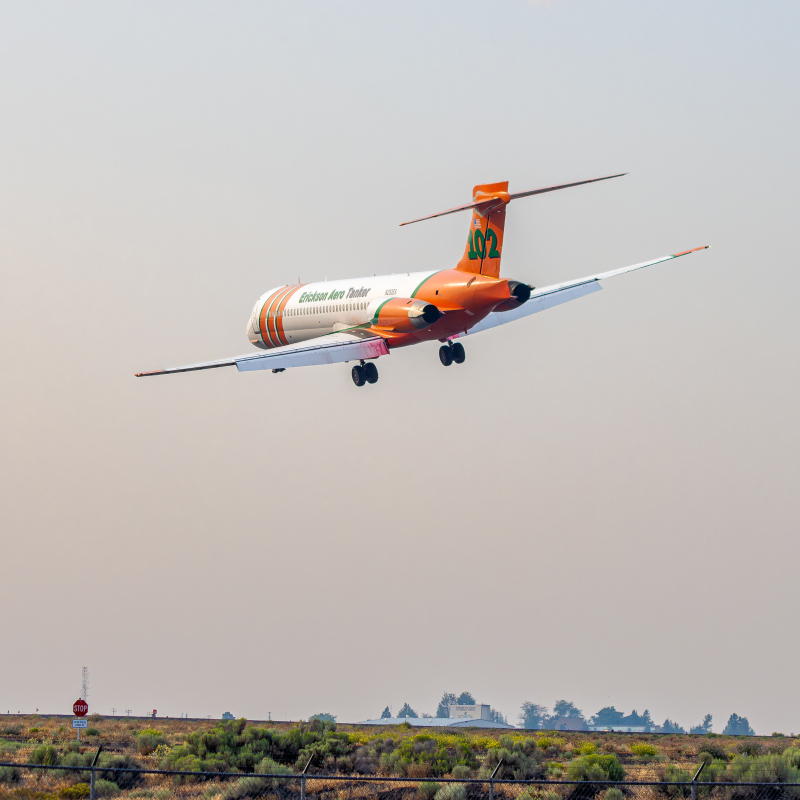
[266,286,295,347]
[275,285,302,345]
[260,288,284,348]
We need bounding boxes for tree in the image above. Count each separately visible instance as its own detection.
[309,713,336,722]
[690,714,713,734]
[519,702,548,730]
[661,719,686,734]
[723,714,755,736]
[456,692,475,705]
[436,693,457,718]
[623,709,654,728]
[380,706,391,719]
[488,708,508,725]
[591,707,625,727]
[553,700,584,720]
[397,703,417,718]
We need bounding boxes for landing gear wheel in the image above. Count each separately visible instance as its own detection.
[351,365,366,386]
[439,345,453,366]
[452,342,465,364]
[364,362,379,384]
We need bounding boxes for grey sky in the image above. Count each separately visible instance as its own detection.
[1,0,798,732]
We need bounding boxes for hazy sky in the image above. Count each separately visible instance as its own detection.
[1,0,799,733]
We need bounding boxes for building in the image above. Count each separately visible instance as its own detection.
[358,716,515,729]
[449,704,491,721]
[359,700,515,729]
[587,725,649,733]
[547,717,585,731]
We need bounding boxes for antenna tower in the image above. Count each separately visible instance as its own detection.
[81,667,89,703]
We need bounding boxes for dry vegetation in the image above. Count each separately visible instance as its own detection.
[1,714,798,800]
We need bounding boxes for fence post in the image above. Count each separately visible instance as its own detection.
[489,759,503,800]
[300,754,313,800]
[89,746,102,800]
[692,760,705,800]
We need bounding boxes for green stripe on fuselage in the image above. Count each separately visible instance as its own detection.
[410,271,441,299]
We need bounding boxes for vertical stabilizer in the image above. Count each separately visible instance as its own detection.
[456,181,510,278]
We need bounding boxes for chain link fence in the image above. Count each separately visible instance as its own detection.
[2,764,800,800]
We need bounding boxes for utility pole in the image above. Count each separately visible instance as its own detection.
[81,667,89,704]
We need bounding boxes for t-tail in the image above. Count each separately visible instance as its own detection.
[400,173,627,278]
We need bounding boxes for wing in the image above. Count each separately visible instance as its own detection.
[459,246,709,338]
[135,330,389,377]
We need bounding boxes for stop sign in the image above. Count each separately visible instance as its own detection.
[73,699,88,717]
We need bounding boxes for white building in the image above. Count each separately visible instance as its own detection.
[358,702,514,729]
[449,704,491,721]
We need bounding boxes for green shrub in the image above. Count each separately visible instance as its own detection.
[94,780,120,798]
[784,748,800,769]
[221,759,292,800]
[58,784,90,798]
[166,717,353,775]
[631,743,658,758]
[567,754,625,782]
[481,741,543,781]
[0,765,20,784]
[659,765,692,798]
[451,765,471,779]
[417,782,440,800]
[85,728,100,737]
[700,742,729,761]
[61,751,92,781]
[604,789,625,800]
[30,743,59,766]
[136,731,165,756]
[96,753,143,789]
[434,785,466,800]
[0,725,22,736]
[518,793,561,800]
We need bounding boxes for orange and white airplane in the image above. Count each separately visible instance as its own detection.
[136,175,707,386]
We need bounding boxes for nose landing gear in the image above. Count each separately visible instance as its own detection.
[439,341,465,366]
[352,361,379,387]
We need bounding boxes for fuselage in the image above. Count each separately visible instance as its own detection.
[247,268,518,351]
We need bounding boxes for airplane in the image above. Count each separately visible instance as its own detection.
[136,174,708,386]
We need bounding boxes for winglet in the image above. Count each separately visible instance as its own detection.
[672,245,709,257]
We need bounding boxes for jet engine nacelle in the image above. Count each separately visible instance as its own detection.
[369,297,442,333]
[492,280,532,313]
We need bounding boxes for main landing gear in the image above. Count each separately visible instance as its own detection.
[439,341,465,367]
[351,361,379,387]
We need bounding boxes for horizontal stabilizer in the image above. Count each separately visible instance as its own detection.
[399,173,626,226]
